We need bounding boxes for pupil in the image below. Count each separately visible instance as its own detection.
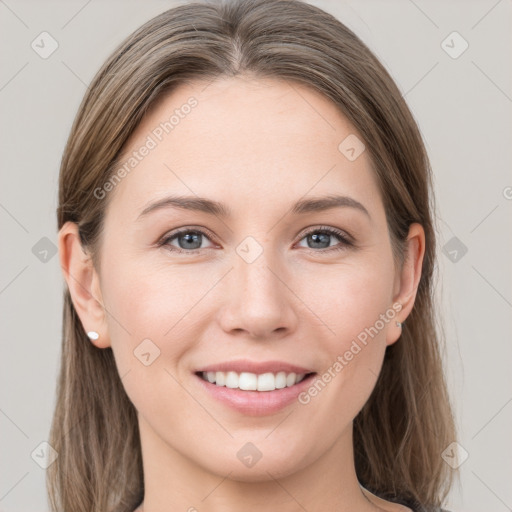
[180,232,201,249]
[309,233,329,249]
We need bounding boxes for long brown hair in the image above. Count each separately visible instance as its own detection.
[49,0,457,510]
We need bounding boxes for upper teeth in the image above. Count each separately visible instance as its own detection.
[201,371,307,391]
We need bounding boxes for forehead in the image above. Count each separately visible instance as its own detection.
[105,76,383,223]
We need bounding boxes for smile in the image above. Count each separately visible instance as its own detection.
[194,370,318,416]
[197,370,311,391]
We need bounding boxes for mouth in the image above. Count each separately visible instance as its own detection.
[194,370,317,392]
[192,359,318,415]
[193,370,318,415]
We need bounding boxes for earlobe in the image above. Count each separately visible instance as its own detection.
[386,223,425,346]
[58,221,111,349]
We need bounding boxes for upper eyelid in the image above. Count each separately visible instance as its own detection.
[298,225,352,239]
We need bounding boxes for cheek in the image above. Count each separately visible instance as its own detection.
[98,251,194,378]
[301,255,395,349]
[296,257,395,417]
[98,259,202,428]
[100,247,210,340]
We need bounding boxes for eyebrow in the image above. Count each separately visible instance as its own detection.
[137,194,370,221]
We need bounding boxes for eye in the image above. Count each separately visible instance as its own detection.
[158,228,217,254]
[157,225,354,255]
[296,226,353,253]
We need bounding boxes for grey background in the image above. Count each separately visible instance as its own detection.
[1,1,511,511]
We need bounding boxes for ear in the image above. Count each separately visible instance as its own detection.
[386,222,425,346]
[58,221,111,349]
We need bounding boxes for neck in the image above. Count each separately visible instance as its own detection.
[135,415,382,512]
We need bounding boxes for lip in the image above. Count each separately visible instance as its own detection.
[194,371,317,416]
[195,359,314,375]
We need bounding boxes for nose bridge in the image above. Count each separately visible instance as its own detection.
[217,233,297,338]
[235,234,283,300]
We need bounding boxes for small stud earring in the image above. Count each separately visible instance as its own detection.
[87,331,99,340]
[396,321,402,328]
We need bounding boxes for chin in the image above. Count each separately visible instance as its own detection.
[195,444,312,483]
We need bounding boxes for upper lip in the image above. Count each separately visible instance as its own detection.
[195,359,315,375]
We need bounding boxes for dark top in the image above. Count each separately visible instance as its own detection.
[399,497,450,512]
[361,486,450,512]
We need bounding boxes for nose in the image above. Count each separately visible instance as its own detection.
[216,246,299,340]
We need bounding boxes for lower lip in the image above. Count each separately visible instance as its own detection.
[194,372,317,416]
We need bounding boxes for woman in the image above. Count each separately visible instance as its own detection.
[49,0,457,511]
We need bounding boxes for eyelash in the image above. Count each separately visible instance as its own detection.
[157,225,354,255]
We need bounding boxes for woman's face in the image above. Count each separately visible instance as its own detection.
[87,76,411,480]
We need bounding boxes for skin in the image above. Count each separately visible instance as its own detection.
[59,76,424,512]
